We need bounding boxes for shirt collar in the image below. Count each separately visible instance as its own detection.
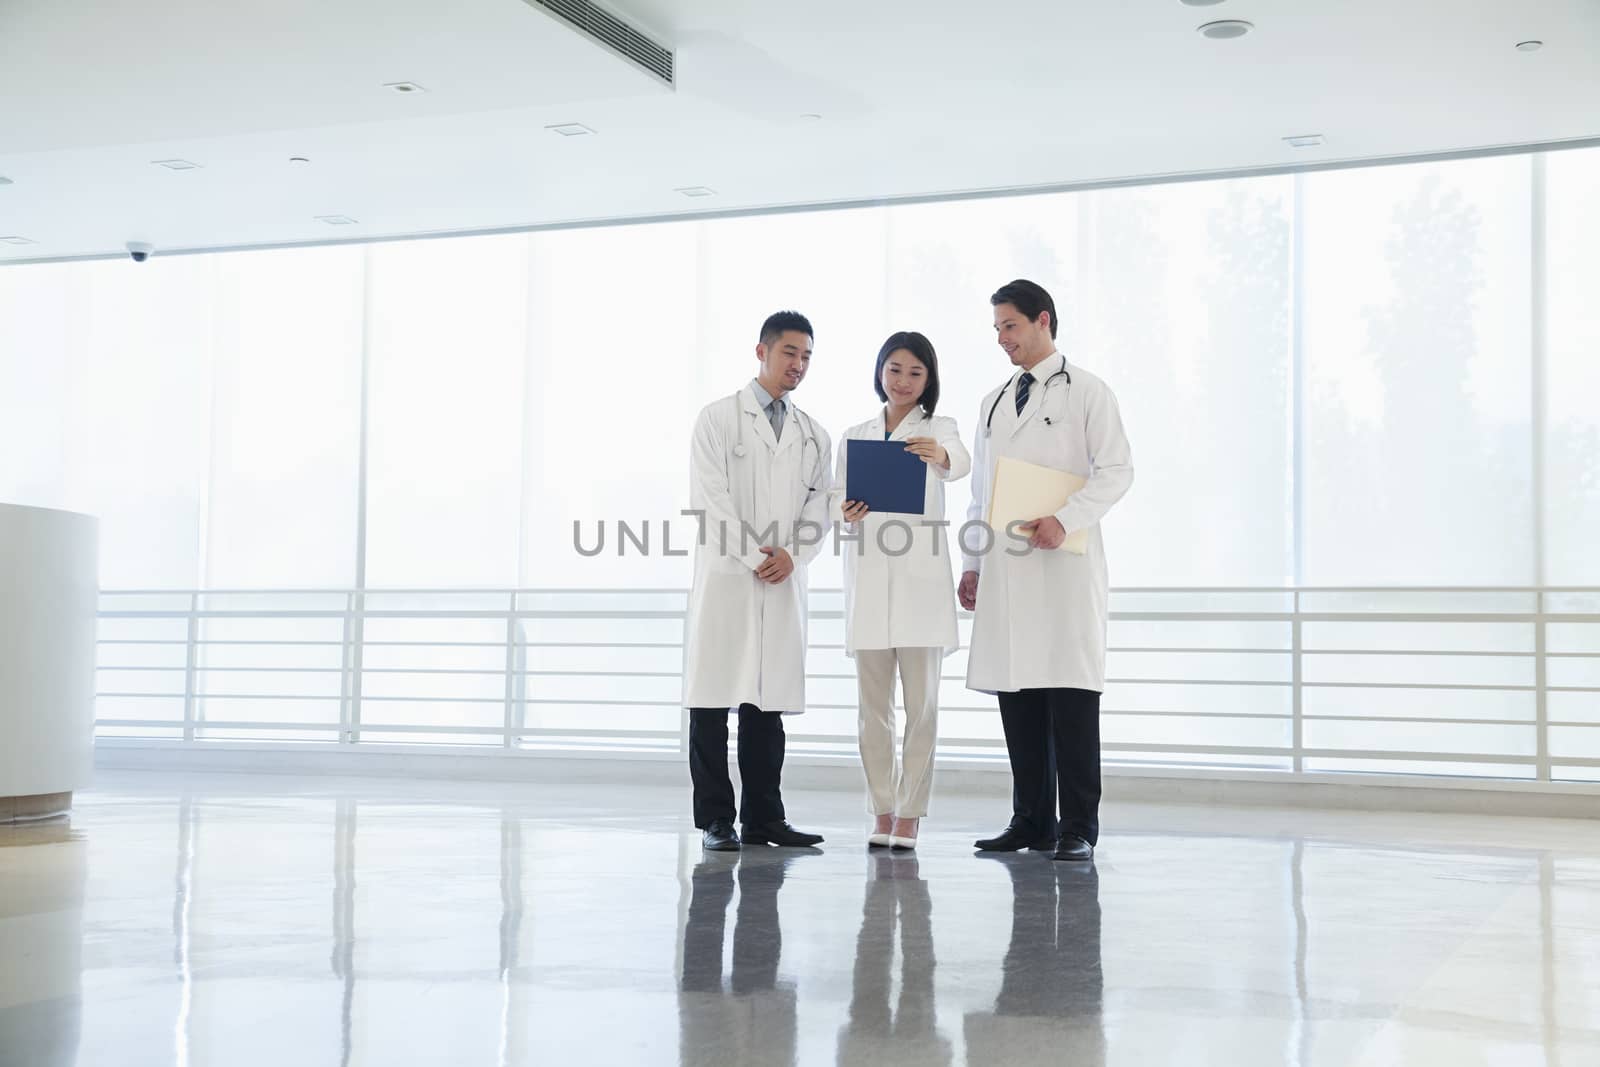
[750,378,788,413]
[1018,350,1064,381]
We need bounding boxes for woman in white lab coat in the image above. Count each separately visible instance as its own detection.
[832,331,970,849]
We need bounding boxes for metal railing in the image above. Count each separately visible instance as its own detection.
[93,587,1600,784]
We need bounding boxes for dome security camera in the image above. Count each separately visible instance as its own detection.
[126,241,154,263]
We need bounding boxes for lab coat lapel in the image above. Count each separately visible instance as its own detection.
[1008,357,1057,440]
[740,387,781,453]
[886,407,924,443]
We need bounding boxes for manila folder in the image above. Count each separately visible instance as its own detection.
[986,456,1089,555]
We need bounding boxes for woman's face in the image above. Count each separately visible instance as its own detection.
[881,349,928,408]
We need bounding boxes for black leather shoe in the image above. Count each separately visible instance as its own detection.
[975,825,1056,852]
[1052,834,1094,862]
[701,819,740,851]
[741,820,824,847]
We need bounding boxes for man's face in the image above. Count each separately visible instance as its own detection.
[757,330,813,393]
[993,302,1053,366]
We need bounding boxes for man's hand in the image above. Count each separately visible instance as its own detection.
[756,546,795,584]
[842,500,870,524]
[1028,515,1066,550]
[958,570,979,611]
[904,436,950,470]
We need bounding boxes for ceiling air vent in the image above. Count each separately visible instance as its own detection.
[525,0,674,87]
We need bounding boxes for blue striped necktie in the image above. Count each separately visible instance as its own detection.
[1014,371,1035,416]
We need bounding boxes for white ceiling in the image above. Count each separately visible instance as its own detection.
[2,0,1598,263]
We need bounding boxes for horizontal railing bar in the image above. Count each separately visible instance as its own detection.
[1098,742,1536,763]
[1303,714,1536,727]
[100,665,336,673]
[95,719,684,740]
[94,610,1600,625]
[1110,647,1290,655]
[1103,678,1290,687]
[520,641,686,649]
[97,639,347,647]
[1300,649,1538,659]
[75,721,1224,748]
[101,692,336,701]
[1300,681,1535,692]
[98,585,1600,595]
[89,705,1553,728]
[94,639,1592,659]
[1112,613,1550,623]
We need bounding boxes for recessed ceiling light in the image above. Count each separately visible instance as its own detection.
[545,122,596,137]
[1198,19,1253,38]
[799,113,822,121]
[0,176,12,186]
[152,159,202,170]
[675,187,717,198]
[1283,134,1325,147]
[1180,0,1227,5]
[384,81,427,94]
[289,156,310,164]
[1516,40,1543,52]
[1,236,37,245]
[314,215,359,226]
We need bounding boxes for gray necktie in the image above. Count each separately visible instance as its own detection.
[767,398,786,440]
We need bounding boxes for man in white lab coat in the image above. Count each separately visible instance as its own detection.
[960,280,1134,862]
[682,311,833,852]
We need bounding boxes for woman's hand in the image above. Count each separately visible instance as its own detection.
[842,500,870,523]
[904,436,949,469]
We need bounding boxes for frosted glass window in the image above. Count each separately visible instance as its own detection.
[363,237,528,588]
[1301,157,1533,585]
[1544,147,1600,585]
[204,246,364,588]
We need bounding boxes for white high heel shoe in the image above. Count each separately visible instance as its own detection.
[889,818,919,850]
[868,832,892,847]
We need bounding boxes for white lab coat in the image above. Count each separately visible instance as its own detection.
[962,354,1133,694]
[682,387,833,713]
[829,408,971,656]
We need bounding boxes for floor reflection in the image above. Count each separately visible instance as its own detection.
[678,850,810,1067]
[836,853,952,1066]
[2,775,1597,1067]
[0,818,84,1067]
[964,856,1104,1065]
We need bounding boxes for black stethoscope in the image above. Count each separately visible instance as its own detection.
[729,392,825,494]
[984,358,1072,435]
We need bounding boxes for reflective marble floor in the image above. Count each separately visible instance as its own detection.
[2,770,1598,1067]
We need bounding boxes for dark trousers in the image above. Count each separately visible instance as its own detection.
[688,704,786,828]
[996,687,1102,845]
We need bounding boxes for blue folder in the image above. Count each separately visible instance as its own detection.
[846,438,928,515]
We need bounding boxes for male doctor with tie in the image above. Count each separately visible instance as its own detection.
[682,310,833,852]
[960,280,1134,862]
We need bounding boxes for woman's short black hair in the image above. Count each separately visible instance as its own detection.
[873,331,940,415]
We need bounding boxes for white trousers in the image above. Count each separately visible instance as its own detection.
[854,646,942,817]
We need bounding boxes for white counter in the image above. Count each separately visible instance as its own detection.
[0,503,97,818]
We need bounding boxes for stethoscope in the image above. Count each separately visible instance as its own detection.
[729,392,825,494]
[984,358,1072,436]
